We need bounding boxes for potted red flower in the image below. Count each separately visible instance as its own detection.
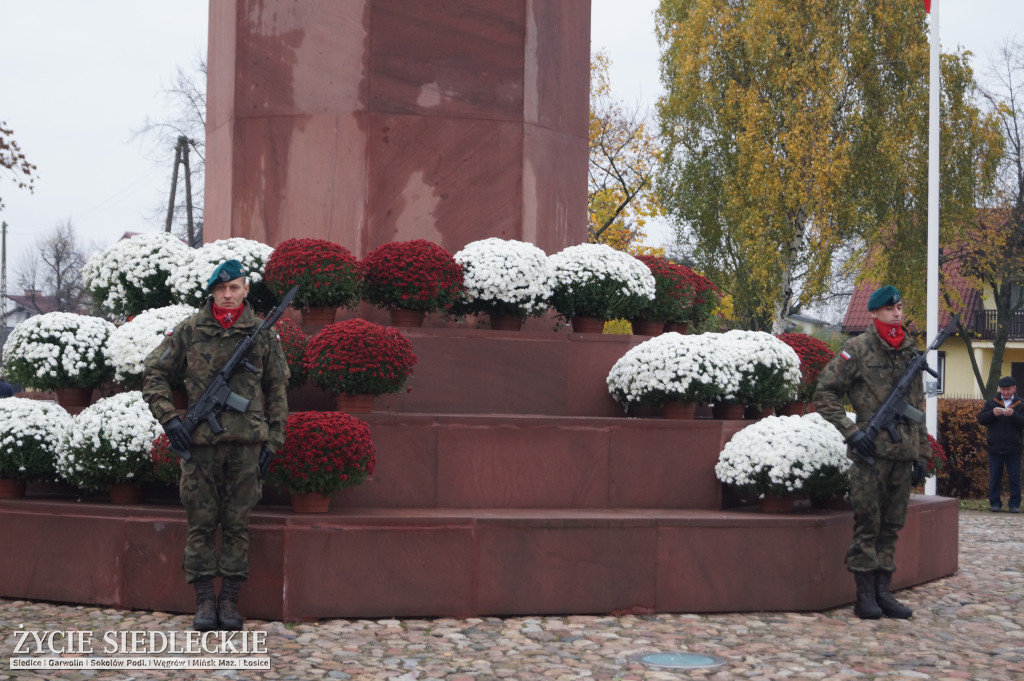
[264,411,377,512]
[150,434,181,486]
[272,316,308,390]
[303,319,417,412]
[361,239,465,325]
[263,238,362,324]
[631,255,696,335]
[674,265,721,332]
[775,332,835,413]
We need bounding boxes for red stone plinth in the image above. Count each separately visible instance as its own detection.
[206,0,590,255]
[0,497,958,619]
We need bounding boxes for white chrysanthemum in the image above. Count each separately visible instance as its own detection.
[2,312,116,391]
[105,305,195,384]
[82,232,191,317]
[167,238,274,307]
[453,238,555,317]
[0,398,72,479]
[55,392,162,491]
[719,330,802,407]
[715,413,851,496]
[548,243,655,319]
[606,332,742,408]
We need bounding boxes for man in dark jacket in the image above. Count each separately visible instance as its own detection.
[977,376,1024,513]
[143,259,289,632]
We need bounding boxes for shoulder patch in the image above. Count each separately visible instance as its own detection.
[165,329,174,336]
[840,350,852,361]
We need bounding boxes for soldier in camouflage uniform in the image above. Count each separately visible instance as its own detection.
[142,259,289,632]
[814,285,928,620]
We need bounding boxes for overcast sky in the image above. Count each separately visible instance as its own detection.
[1,0,1022,291]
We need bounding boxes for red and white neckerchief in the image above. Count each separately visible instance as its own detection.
[212,303,243,328]
[873,319,905,349]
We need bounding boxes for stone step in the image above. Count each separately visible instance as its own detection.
[328,413,751,510]
[289,327,647,417]
[0,496,959,620]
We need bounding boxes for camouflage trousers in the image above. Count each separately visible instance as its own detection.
[179,443,262,584]
[846,458,913,573]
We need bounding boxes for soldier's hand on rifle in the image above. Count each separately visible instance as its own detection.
[258,446,274,480]
[162,416,192,452]
[847,430,876,459]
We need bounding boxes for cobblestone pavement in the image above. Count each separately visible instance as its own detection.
[1,510,1022,681]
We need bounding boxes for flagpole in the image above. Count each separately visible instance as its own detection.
[925,0,940,496]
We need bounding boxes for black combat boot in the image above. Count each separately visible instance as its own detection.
[192,578,218,631]
[853,571,883,619]
[875,570,913,619]
[218,577,244,631]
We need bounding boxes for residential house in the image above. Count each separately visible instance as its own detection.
[841,264,1024,399]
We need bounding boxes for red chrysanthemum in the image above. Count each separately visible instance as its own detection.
[361,240,465,313]
[265,411,377,495]
[302,318,417,396]
[263,238,362,310]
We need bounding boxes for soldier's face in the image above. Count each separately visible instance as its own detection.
[211,278,249,308]
[870,302,903,325]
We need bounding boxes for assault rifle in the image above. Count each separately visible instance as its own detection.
[171,285,299,462]
[856,314,960,466]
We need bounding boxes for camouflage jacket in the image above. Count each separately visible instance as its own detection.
[141,300,289,451]
[813,324,928,462]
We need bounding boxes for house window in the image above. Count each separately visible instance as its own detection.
[936,351,945,394]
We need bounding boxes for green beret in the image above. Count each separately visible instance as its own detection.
[207,259,247,291]
[867,285,901,311]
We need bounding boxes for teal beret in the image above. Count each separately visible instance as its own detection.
[207,259,247,291]
[867,285,901,311]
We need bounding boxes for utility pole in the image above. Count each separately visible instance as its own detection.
[165,135,197,247]
[0,222,6,340]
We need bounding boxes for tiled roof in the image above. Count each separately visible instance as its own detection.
[841,261,980,335]
[4,293,58,314]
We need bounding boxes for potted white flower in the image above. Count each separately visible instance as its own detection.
[606,332,742,418]
[82,232,191,318]
[453,238,556,329]
[720,330,802,413]
[167,237,275,313]
[2,312,116,409]
[715,413,851,512]
[0,398,72,498]
[104,305,195,390]
[548,243,656,332]
[55,391,163,503]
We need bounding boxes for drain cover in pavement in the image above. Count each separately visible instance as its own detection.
[633,652,728,669]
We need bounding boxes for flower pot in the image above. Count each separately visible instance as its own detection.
[779,401,807,416]
[335,393,374,414]
[746,405,775,420]
[389,309,425,327]
[54,387,93,412]
[489,314,523,331]
[664,322,689,334]
[713,402,747,420]
[301,306,337,327]
[570,316,606,334]
[290,491,331,513]
[0,478,27,499]
[630,319,664,336]
[759,494,795,514]
[662,401,697,419]
[108,483,144,505]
